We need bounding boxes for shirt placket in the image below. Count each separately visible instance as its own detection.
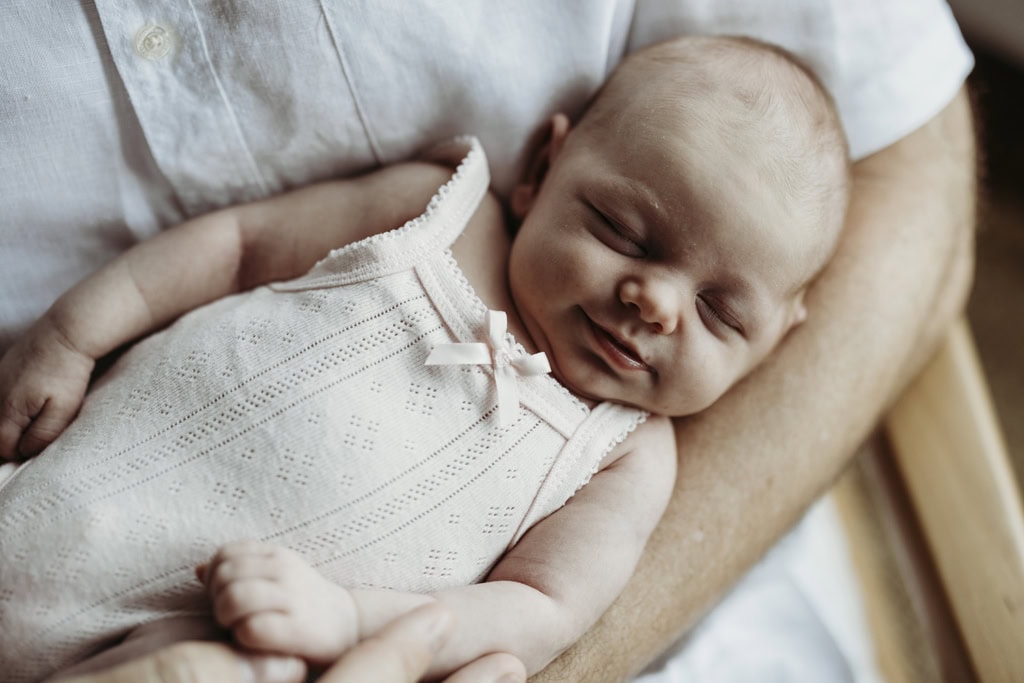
[92,1,268,217]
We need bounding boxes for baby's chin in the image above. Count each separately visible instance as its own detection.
[643,387,730,418]
[550,359,723,416]
[562,382,672,416]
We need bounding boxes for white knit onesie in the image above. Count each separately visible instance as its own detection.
[0,137,646,682]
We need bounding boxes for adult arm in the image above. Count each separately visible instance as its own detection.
[534,84,976,682]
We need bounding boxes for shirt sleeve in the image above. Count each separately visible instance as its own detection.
[627,0,974,160]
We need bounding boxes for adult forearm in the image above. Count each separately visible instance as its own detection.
[534,86,977,682]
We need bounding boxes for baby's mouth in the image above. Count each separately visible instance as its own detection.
[591,319,650,372]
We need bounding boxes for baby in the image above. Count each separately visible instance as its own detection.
[0,35,848,682]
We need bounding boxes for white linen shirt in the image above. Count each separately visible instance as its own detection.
[0,1,972,352]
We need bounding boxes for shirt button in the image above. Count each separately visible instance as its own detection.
[133,23,175,60]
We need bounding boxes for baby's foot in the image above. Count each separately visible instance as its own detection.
[200,540,358,664]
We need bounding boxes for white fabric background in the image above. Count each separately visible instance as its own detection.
[636,497,883,683]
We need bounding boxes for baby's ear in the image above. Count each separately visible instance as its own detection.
[510,113,571,219]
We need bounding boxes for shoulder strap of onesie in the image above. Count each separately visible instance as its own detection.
[272,136,489,292]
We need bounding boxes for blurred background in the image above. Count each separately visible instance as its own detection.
[949,0,1024,485]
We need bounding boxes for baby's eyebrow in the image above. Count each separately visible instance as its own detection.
[616,177,681,233]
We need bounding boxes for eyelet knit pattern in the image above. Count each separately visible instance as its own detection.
[0,137,646,682]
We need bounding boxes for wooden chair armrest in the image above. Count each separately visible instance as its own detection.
[883,316,1024,682]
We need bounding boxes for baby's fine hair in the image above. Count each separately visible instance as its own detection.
[579,34,851,273]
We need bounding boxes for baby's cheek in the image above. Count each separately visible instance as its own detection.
[658,363,728,417]
[561,241,616,288]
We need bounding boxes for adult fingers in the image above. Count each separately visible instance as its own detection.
[56,641,305,683]
[319,602,453,683]
[442,652,527,683]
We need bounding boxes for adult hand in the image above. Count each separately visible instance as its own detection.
[317,603,525,683]
[56,603,526,683]
[52,643,306,683]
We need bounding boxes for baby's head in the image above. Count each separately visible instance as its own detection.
[508,34,850,416]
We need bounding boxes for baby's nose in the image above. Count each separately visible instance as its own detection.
[621,280,680,335]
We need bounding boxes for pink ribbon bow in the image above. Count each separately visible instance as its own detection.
[426,310,551,426]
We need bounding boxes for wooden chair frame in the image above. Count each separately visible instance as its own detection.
[836,317,1024,682]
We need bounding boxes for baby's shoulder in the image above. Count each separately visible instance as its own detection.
[599,414,676,472]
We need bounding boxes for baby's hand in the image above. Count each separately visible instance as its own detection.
[0,321,94,460]
[200,541,360,665]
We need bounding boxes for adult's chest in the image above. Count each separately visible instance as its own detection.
[0,3,629,346]
[81,2,629,214]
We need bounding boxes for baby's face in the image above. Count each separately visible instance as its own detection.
[509,112,825,416]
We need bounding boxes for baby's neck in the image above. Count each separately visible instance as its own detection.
[447,196,604,405]
[449,196,539,356]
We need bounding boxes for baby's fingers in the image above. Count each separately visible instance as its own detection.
[201,541,282,593]
[16,395,79,457]
[233,612,309,654]
[212,578,288,628]
[0,416,26,461]
[0,391,43,460]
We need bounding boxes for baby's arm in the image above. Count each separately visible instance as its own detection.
[425,415,677,675]
[203,416,677,677]
[0,162,454,459]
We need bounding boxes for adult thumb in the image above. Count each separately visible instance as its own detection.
[59,642,306,683]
